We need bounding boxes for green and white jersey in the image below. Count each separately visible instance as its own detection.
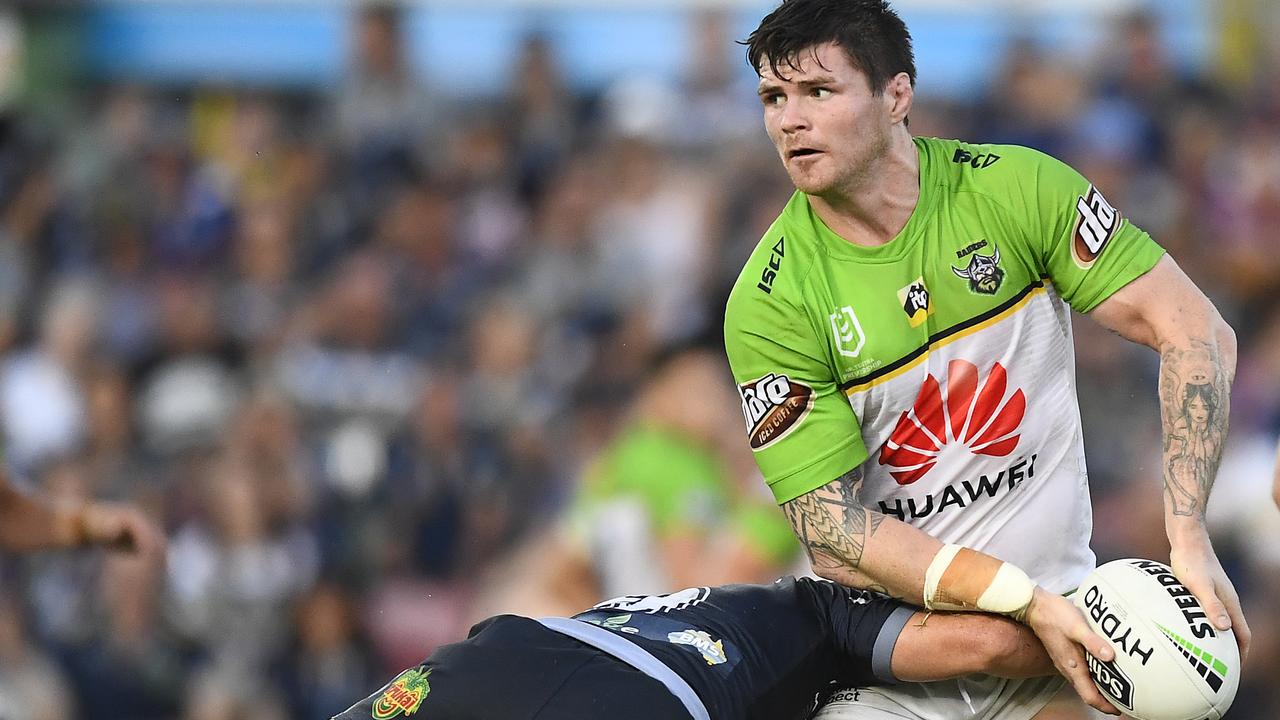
[724,137,1164,592]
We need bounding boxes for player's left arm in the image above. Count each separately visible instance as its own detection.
[1088,253,1250,663]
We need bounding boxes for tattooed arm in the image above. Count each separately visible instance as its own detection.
[1090,254,1250,662]
[1159,340,1232,519]
[783,467,908,598]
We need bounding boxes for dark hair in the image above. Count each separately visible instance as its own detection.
[743,0,916,94]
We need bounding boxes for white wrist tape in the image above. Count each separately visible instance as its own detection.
[923,543,1036,622]
[923,543,962,609]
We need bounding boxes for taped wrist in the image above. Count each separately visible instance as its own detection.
[923,544,1035,622]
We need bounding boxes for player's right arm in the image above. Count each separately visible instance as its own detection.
[724,266,1117,713]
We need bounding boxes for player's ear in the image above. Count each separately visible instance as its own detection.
[885,72,913,125]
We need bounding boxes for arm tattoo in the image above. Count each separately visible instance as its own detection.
[1159,340,1230,518]
[783,466,885,573]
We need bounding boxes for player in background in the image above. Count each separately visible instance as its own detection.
[0,465,163,555]
[723,1,1249,717]
[332,576,1057,720]
[468,350,798,624]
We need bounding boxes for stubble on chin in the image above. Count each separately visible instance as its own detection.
[789,168,834,197]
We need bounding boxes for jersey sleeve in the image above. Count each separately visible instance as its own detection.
[1017,147,1166,313]
[724,288,867,505]
[801,578,915,685]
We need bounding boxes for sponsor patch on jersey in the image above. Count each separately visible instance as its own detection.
[878,360,1026,484]
[372,668,430,719]
[897,277,933,328]
[738,373,814,449]
[668,629,728,665]
[877,454,1037,520]
[1072,185,1121,269]
[951,245,1005,295]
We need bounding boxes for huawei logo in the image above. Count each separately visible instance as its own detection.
[878,360,1026,485]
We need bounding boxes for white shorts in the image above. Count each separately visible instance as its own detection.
[813,675,1067,720]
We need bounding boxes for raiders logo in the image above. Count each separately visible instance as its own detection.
[952,246,1005,295]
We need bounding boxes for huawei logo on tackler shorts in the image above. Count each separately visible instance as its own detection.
[878,360,1026,484]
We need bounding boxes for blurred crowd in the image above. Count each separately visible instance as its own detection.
[0,4,1278,719]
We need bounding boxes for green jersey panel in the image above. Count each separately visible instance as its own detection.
[724,262,869,504]
[992,143,1165,312]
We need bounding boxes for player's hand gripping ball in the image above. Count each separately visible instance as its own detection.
[1073,559,1239,719]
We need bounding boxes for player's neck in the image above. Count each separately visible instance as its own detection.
[809,130,919,249]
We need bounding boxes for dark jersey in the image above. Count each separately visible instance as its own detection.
[572,576,913,720]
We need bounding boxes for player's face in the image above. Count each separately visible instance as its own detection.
[758,42,893,196]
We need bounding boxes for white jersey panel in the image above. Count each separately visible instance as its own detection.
[848,285,1093,593]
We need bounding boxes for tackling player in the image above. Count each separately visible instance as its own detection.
[332,576,1056,720]
[724,1,1249,717]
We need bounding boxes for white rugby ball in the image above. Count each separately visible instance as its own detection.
[1072,559,1239,720]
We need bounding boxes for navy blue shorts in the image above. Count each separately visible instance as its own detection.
[332,614,692,720]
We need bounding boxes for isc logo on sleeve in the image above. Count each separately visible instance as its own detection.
[1072,186,1121,269]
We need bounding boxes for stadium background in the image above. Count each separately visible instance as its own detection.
[0,0,1278,717]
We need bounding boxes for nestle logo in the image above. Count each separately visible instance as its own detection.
[878,360,1026,484]
[738,373,813,450]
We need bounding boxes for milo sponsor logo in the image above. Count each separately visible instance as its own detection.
[737,373,813,449]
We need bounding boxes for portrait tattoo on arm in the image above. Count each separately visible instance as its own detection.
[783,466,886,575]
[1159,340,1230,518]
